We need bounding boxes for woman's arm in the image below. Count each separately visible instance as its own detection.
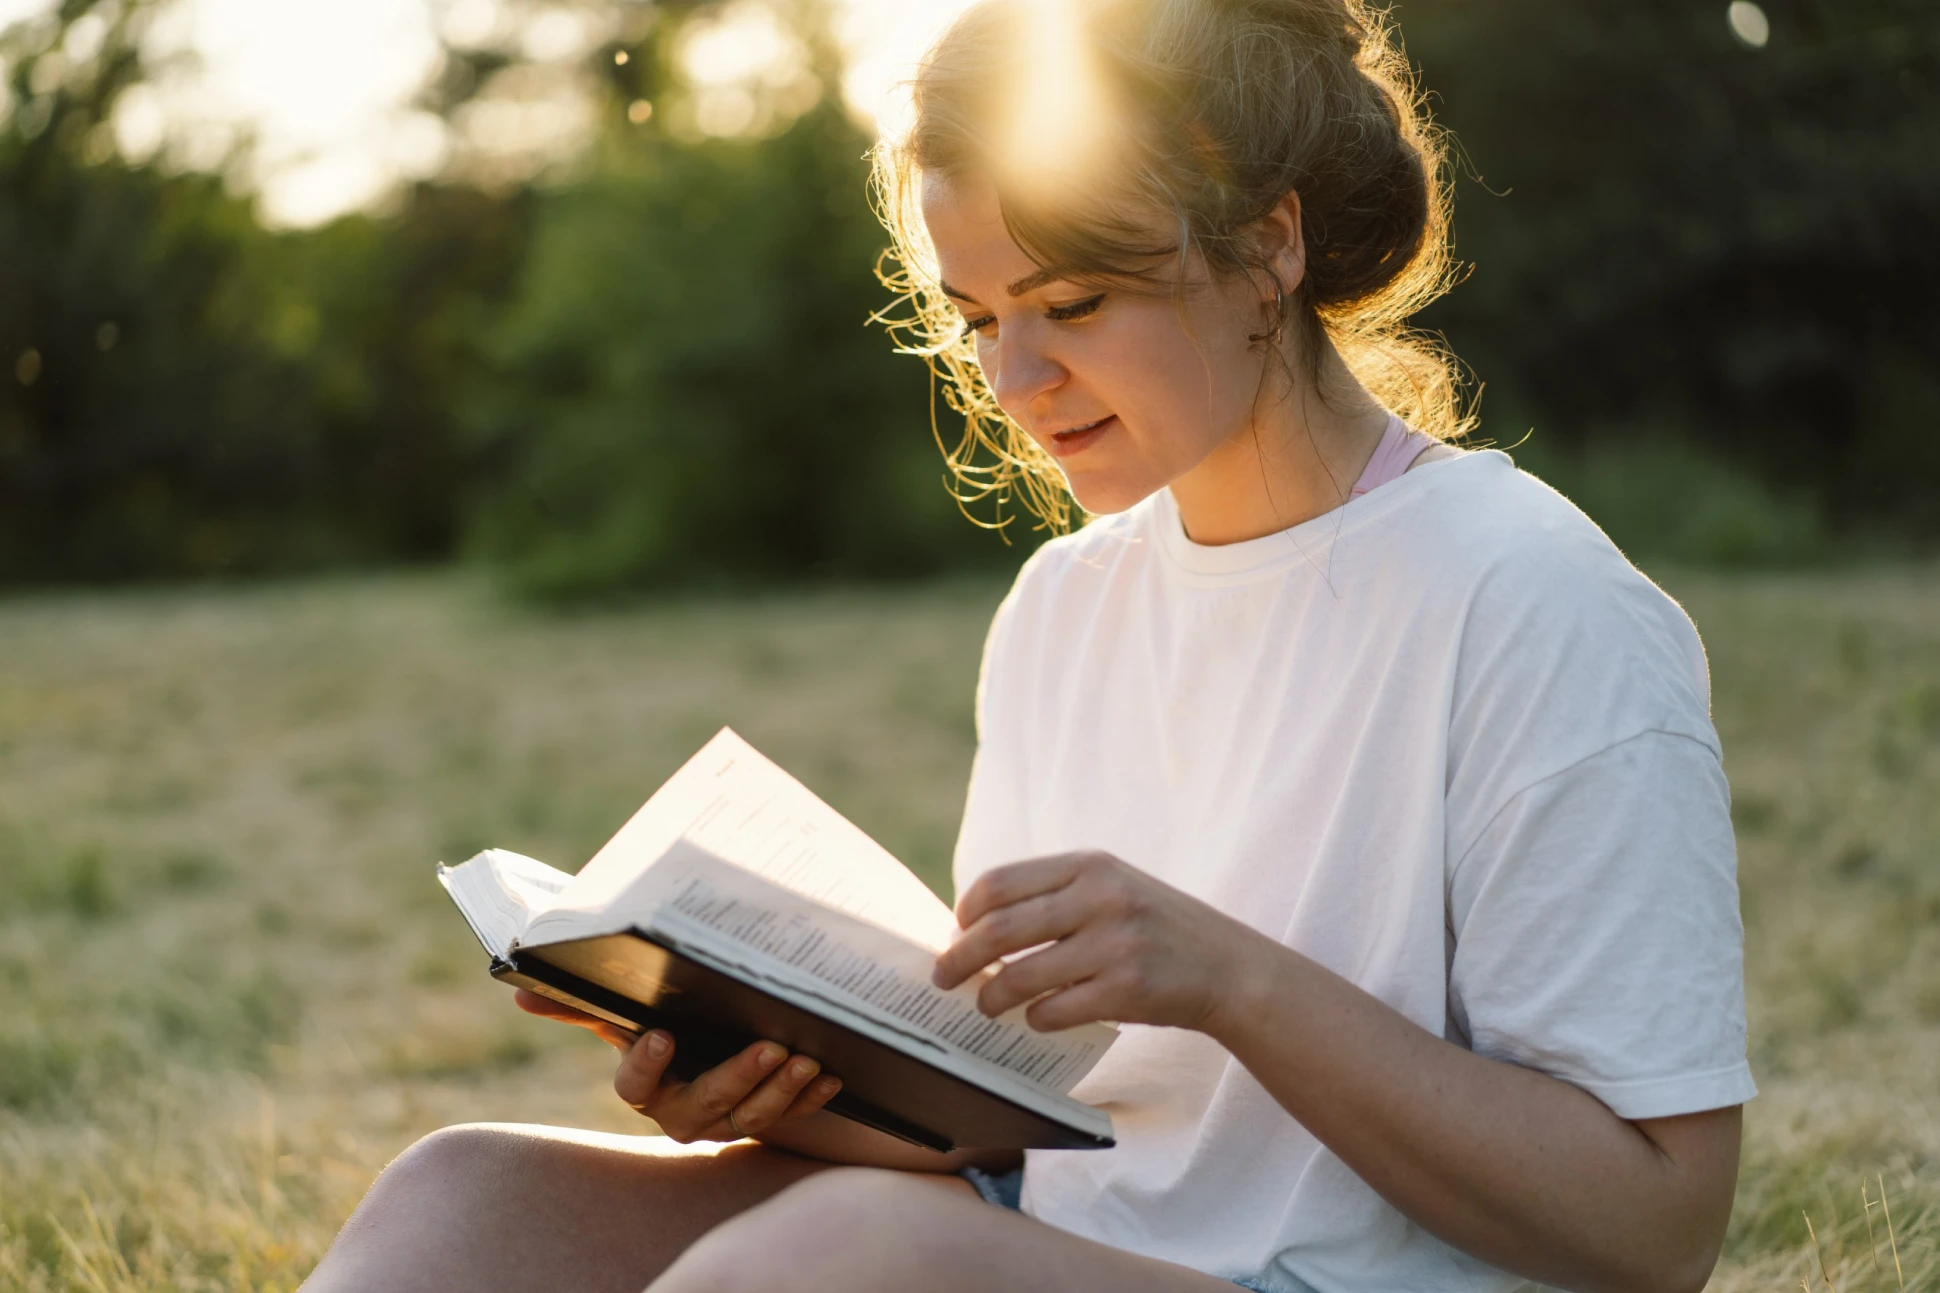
[932,852,1741,1293]
[1209,934,1739,1293]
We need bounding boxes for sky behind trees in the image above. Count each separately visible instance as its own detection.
[0,0,973,224]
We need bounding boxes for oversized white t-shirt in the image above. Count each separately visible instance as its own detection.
[952,450,1756,1293]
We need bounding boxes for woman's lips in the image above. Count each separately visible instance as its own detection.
[1047,415,1116,458]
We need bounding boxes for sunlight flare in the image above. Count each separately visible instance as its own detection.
[997,0,1112,199]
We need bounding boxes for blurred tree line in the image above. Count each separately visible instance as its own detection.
[0,0,1935,591]
[1408,0,1940,565]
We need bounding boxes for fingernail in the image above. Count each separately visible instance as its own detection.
[815,1077,842,1095]
[757,1043,786,1069]
[790,1057,818,1080]
[646,1031,671,1059]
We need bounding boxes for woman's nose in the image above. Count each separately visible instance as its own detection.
[987,327,1065,417]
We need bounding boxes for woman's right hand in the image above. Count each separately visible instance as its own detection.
[513,988,843,1142]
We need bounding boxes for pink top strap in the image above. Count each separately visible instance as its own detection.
[1350,415,1434,498]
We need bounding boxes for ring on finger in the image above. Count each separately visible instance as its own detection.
[725,1108,748,1139]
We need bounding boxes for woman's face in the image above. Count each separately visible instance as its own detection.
[920,174,1274,516]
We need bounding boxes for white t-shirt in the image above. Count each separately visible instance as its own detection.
[952,450,1756,1293]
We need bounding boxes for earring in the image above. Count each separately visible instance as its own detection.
[1248,284,1286,346]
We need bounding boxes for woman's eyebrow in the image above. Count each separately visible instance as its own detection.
[939,267,1066,305]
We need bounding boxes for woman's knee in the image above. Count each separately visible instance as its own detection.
[304,1124,593,1292]
[353,1124,532,1218]
[392,1121,512,1173]
[336,1124,490,1223]
[654,1167,973,1291]
[310,1125,829,1293]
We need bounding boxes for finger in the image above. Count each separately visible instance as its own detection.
[1023,975,1121,1034]
[717,1053,825,1137]
[975,929,1113,1018]
[705,1068,842,1140]
[954,854,1088,931]
[589,1021,644,1051]
[514,988,597,1023]
[655,1040,788,1141]
[780,1073,844,1123]
[515,989,639,1050]
[613,1030,678,1110]
[932,888,1088,990]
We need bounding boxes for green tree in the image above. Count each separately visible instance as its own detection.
[0,1,531,581]
[467,97,1004,596]
[0,2,313,578]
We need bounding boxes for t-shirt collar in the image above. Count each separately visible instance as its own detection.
[1151,450,1496,580]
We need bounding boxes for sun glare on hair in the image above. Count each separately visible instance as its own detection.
[1000,0,1109,198]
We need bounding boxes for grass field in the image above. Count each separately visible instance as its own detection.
[1,568,1936,1291]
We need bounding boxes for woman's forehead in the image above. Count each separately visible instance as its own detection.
[920,173,1009,249]
[920,173,1043,294]
[920,171,1194,298]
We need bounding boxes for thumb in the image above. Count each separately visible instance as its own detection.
[615,1030,677,1109]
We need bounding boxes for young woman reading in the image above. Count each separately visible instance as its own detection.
[303,1,1753,1289]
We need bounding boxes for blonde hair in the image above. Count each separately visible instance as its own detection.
[872,0,1471,535]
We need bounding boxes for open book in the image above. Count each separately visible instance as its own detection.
[439,728,1116,1151]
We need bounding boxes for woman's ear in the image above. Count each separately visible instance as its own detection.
[1254,190,1308,302]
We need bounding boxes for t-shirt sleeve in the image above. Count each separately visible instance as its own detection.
[1446,728,1757,1120]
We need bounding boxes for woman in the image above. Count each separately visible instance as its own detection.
[303,1,1753,1290]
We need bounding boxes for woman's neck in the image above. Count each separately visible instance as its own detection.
[1167,347,1393,547]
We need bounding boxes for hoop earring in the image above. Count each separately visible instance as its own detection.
[1248,284,1286,346]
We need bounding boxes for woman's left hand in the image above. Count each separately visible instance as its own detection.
[930,850,1267,1034]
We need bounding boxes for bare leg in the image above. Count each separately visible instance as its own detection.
[300,1123,842,1293]
[655,1167,1243,1292]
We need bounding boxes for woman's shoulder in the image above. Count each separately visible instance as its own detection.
[1400,454,1702,652]
[1413,455,1722,809]
[1400,449,1626,573]
[1451,455,1701,639]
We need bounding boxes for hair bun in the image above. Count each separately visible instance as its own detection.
[1301,94,1430,309]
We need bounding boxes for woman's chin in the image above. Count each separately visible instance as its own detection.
[1063,473,1165,518]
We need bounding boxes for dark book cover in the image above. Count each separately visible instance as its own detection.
[495,927,1115,1153]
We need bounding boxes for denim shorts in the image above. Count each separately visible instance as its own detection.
[960,1166,1279,1293]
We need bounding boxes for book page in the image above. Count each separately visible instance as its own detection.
[557,728,960,951]
[439,849,575,959]
[552,841,1116,1096]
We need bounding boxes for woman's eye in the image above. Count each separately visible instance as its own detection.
[958,292,1102,337]
[1046,294,1107,322]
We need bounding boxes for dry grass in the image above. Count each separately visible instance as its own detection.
[0,566,1935,1290]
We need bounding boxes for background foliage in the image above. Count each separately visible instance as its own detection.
[1405,0,1940,558]
[466,99,996,598]
[1,0,1935,592]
